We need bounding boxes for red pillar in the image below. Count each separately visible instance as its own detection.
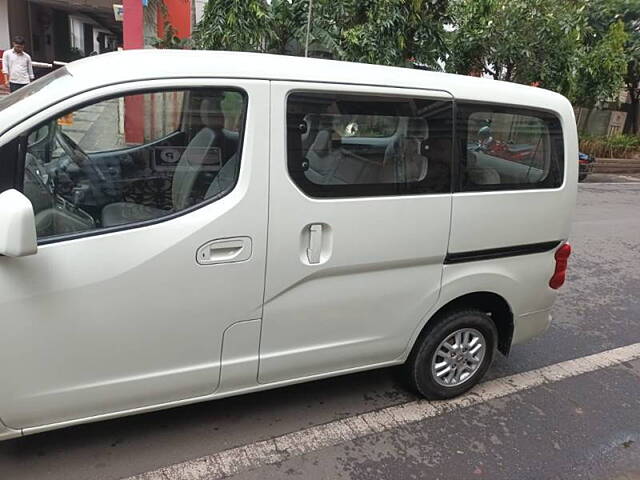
[123,0,144,144]
[123,0,144,49]
[157,0,192,39]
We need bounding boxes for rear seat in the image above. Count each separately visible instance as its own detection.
[304,130,382,185]
[382,119,429,184]
[303,130,338,184]
[304,121,440,187]
[466,150,501,185]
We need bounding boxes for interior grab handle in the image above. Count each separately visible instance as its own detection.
[307,224,323,264]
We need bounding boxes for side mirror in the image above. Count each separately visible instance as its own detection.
[0,189,38,257]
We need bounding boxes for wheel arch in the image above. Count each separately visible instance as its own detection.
[409,291,514,358]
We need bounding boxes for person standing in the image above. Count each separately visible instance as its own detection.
[2,36,35,93]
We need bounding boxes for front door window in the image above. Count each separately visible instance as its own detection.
[22,88,246,239]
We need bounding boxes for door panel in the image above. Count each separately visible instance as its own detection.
[0,79,270,429]
[259,82,453,384]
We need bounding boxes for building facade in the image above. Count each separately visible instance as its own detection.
[0,0,121,66]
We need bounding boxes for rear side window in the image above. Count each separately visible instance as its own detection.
[287,92,453,197]
[457,104,564,191]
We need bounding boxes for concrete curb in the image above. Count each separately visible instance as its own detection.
[594,157,640,175]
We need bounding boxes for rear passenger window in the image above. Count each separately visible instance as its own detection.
[287,92,453,197]
[458,104,564,190]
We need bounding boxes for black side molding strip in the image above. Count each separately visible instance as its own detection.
[444,240,562,264]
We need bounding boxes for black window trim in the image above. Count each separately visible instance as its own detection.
[285,89,455,200]
[0,135,26,194]
[12,85,249,246]
[454,101,565,193]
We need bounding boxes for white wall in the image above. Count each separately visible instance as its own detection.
[0,0,10,50]
[69,16,84,52]
[194,0,206,24]
[69,14,103,55]
[93,28,110,53]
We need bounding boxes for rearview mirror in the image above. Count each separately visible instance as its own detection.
[0,189,37,257]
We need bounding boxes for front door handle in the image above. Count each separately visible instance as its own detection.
[307,224,323,264]
[197,237,252,265]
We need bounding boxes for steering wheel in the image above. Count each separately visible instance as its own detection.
[54,129,107,190]
[55,130,91,166]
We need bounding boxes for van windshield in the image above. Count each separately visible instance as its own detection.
[0,67,73,112]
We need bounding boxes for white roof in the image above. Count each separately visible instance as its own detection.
[0,50,573,137]
[68,50,566,103]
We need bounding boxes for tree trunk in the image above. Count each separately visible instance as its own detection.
[630,86,639,135]
[504,62,514,82]
[626,61,640,134]
[492,63,502,80]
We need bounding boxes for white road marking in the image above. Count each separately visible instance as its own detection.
[124,343,640,480]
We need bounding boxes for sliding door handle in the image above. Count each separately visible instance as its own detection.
[307,224,323,264]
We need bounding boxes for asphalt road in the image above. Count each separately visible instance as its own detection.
[1,182,639,480]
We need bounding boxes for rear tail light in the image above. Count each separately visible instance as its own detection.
[549,243,571,289]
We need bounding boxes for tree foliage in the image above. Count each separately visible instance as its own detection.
[268,0,310,54]
[191,0,633,112]
[193,0,271,52]
[585,0,640,132]
[574,20,628,107]
[312,0,450,68]
[446,0,628,106]
[193,0,450,67]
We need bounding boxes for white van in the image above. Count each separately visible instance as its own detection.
[0,51,576,440]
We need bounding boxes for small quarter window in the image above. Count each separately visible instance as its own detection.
[21,87,246,240]
[458,104,564,190]
[287,92,453,197]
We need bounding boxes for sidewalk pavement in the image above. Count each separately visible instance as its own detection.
[583,173,640,183]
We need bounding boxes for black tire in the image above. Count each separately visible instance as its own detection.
[578,173,587,182]
[405,309,497,400]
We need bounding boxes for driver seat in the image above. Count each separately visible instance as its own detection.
[101,98,223,227]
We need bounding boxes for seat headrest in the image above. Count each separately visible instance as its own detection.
[407,118,427,139]
[309,130,331,157]
[200,98,224,130]
[317,114,337,130]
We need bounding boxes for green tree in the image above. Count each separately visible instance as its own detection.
[446,0,627,107]
[193,0,272,52]
[269,0,310,55]
[312,0,450,68]
[192,0,450,68]
[574,20,628,108]
[447,0,584,93]
[587,0,640,133]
